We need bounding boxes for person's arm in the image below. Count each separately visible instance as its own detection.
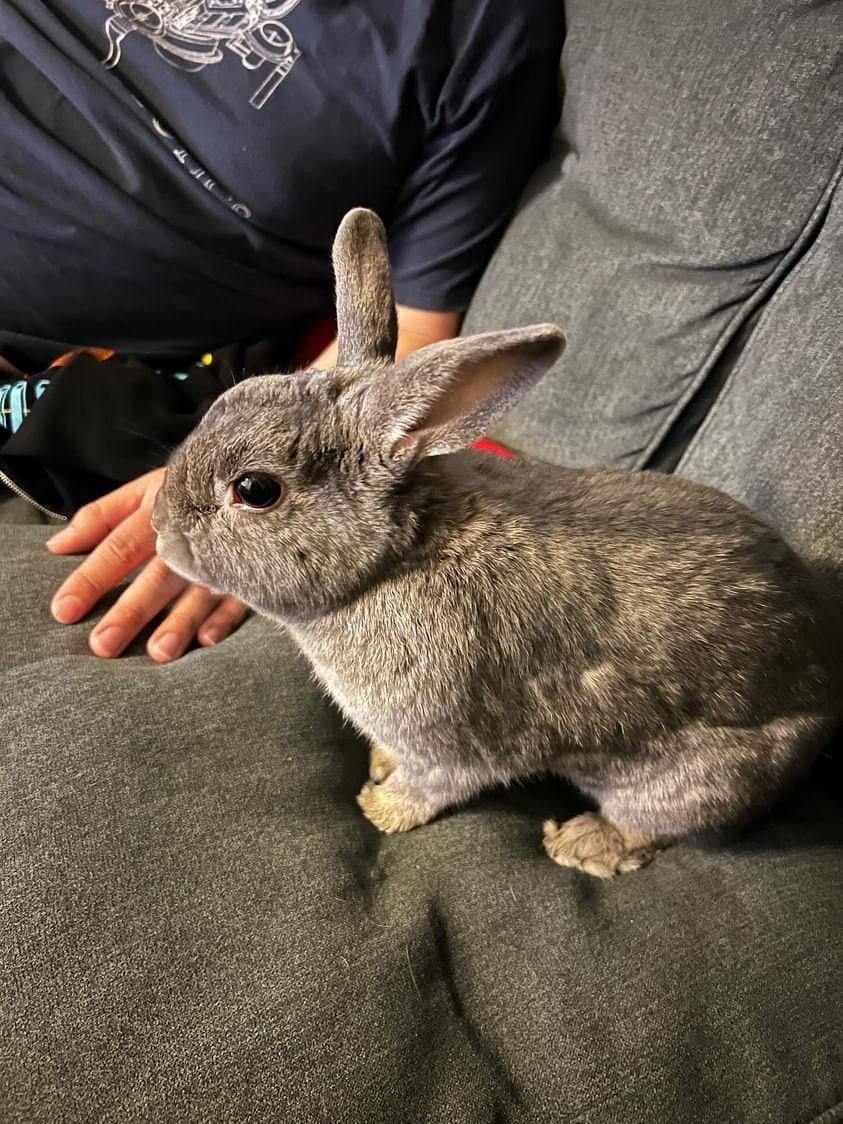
[383,7,562,320]
[313,305,460,368]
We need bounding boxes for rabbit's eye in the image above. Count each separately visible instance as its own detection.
[227,473,284,511]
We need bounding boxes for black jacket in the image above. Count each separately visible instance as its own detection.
[0,340,293,518]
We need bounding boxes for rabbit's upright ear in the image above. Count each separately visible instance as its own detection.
[333,208,398,366]
[362,326,565,461]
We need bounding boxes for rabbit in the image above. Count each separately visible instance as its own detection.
[153,207,840,878]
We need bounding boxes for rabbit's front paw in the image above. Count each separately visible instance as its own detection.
[369,743,396,783]
[542,813,659,878]
[356,775,435,834]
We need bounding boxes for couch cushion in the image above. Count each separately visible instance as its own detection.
[1,511,841,1124]
[675,174,843,582]
[464,0,843,481]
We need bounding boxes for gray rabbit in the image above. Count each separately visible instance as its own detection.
[154,208,840,877]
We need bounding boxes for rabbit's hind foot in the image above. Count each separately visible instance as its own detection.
[542,813,662,878]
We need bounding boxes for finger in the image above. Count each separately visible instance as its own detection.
[51,505,156,623]
[46,470,162,554]
[147,585,224,663]
[197,597,249,647]
[88,557,187,658]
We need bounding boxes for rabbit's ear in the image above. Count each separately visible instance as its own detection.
[363,326,565,460]
[333,208,398,366]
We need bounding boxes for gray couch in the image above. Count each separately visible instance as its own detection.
[2,1,841,1121]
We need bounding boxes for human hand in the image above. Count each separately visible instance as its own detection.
[47,468,247,661]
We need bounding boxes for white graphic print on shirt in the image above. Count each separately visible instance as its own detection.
[102,0,303,109]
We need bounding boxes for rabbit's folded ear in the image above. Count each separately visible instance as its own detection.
[333,208,398,366]
[362,326,565,461]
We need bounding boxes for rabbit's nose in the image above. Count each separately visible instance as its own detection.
[155,530,196,580]
[150,487,168,534]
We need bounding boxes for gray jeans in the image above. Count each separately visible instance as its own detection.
[2,0,842,1121]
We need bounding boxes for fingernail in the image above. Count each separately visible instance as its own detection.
[200,627,222,646]
[151,633,182,661]
[90,626,126,657]
[46,528,74,548]
[51,594,83,623]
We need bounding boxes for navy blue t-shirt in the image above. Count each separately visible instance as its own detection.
[0,1,562,369]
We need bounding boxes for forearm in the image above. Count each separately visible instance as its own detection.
[313,305,461,368]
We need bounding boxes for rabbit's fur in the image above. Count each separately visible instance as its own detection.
[155,208,839,877]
